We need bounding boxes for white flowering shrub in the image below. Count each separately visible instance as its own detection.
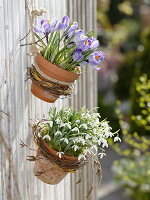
[34,107,120,160]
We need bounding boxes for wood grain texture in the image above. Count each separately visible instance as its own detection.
[0,0,97,199]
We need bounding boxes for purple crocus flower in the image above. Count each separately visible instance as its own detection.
[73,30,88,43]
[77,37,99,52]
[88,51,105,66]
[67,22,78,36]
[73,49,84,62]
[34,19,58,34]
[89,37,99,49]
[58,16,70,31]
[77,40,90,51]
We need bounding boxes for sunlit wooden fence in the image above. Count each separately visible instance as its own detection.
[0,0,97,199]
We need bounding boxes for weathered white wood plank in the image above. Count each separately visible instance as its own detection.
[0,0,97,199]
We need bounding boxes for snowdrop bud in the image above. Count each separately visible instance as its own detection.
[114,136,121,142]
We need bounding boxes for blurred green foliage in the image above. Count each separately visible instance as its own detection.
[114,28,150,101]
[113,156,150,200]
[97,1,150,199]
[112,75,150,199]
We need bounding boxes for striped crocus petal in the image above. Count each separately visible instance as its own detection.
[58,16,70,31]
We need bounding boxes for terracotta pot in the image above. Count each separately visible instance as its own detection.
[31,82,59,103]
[34,138,78,184]
[34,149,69,185]
[35,53,80,82]
[31,53,80,103]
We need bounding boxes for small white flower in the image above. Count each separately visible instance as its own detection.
[85,134,91,140]
[60,138,69,144]
[66,123,71,129]
[76,120,80,124]
[79,124,88,130]
[105,132,114,138]
[55,131,62,136]
[56,152,64,158]
[71,127,79,133]
[98,152,106,159]
[101,121,109,127]
[72,145,79,151]
[100,138,108,148]
[78,154,86,160]
[91,145,98,152]
[94,118,100,124]
[60,123,66,127]
[77,137,85,145]
[102,142,108,148]
[98,140,101,145]
[43,135,51,141]
[48,121,53,127]
[93,113,101,118]
[101,138,107,144]
[55,118,62,124]
[92,136,98,143]
[114,136,121,142]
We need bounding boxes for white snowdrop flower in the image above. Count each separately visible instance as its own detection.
[114,136,121,142]
[55,118,62,124]
[85,134,91,140]
[98,140,101,145]
[71,127,79,133]
[76,120,80,124]
[60,123,66,127]
[94,118,100,124]
[79,124,88,130]
[43,135,51,141]
[55,131,62,136]
[105,132,114,138]
[72,145,79,151]
[101,121,109,127]
[66,123,71,129]
[60,138,69,144]
[77,137,85,145]
[103,125,111,131]
[101,138,107,144]
[98,152,106,159]
[78,154,86,160]
[56,152,64,158]
[100,138,108,148]
[102,142,108,148]
[80,139,85,145]
[93,136,98,143]
[91,145,98,152]
[93,113,101,118]
[48,121,53,127]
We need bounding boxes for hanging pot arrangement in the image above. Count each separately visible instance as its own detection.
[26,16,105,103]
[33,133,85,184]
[29,53,80,103]
[27,107,120,185]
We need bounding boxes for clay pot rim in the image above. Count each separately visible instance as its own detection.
[36,53,81,76]
[39,137,78,161]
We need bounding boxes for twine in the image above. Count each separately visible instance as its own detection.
[34,60,74,86]
[33,129,86,171]
[28,65,74,96]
